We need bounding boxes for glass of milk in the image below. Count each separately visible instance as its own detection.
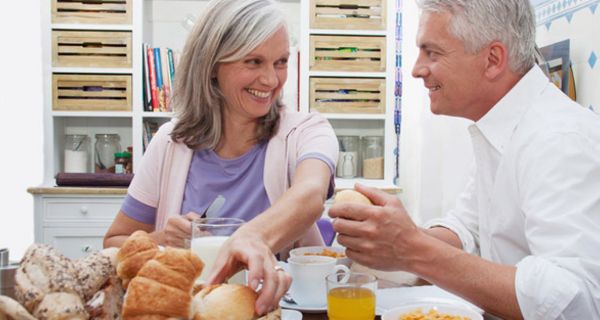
[191,217,245,284]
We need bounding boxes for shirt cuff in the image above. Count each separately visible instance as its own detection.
[423,217,479,255]
[121,194,157,225]
[515,256,580,319]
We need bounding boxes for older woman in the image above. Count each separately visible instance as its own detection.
[103,0,338,314]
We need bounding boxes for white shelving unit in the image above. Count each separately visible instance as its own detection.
[299,0,399,191]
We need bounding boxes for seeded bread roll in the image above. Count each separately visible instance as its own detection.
[75,248,119,301]
[33,292,88,320]
[14,244,80,312]
[0,295,36,320]
[333,189,372,205]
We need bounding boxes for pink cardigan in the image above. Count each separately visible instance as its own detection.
[127,110,339,256]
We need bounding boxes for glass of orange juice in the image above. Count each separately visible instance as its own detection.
[326,272,377,320]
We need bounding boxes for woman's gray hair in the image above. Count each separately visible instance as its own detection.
[417,0,536,74]
[171,0,287,150]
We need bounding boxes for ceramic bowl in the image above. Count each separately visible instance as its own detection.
[289,246,351,267]
[381,298,483,320]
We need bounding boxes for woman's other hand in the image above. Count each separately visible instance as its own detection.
[206,231,291,315]
[163,212,202,248]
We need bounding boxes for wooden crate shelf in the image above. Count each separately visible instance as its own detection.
[309,0,386,30]
[310,77,385,114]
[52,30,132,68]
[51,0,132,25]
[52,74,131,111]
[310,35,386,72]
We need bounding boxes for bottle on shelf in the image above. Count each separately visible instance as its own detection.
[114,151,132,174]
[336,136,360,178]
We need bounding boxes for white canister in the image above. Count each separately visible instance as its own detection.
[64,134,90,173]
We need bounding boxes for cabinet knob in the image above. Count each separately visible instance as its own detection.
[82,245,92,253]
[80,206,88,214]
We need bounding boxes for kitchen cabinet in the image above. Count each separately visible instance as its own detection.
[28,187,125,259]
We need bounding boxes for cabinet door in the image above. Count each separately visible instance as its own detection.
[43,227,110,259]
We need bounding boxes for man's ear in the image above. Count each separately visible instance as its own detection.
[484,41,509,80]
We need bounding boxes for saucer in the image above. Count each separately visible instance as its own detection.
[279,299,327,313]
[282,309,303,320]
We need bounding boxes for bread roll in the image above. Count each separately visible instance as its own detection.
[84,275,124,320]
[122,247,203,319]
[33,292,88,320]
[14,244,80,312]
[117,231,159,288]
[334,189,372,205]
[74,248,118,300]
[191,284,280,320]
[0,295,36,320]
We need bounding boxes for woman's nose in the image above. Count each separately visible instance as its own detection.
[260,66,279,87]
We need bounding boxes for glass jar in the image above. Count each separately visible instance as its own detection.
[336,136,360,178]
[95,134,121,173]
[361,136,384,179]
[64,134,90,173]
[114,151,132,174]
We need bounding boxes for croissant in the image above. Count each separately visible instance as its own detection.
[116,230,159,288]
[122,247,204,319]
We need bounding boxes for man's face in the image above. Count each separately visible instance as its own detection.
[412,12,488,120]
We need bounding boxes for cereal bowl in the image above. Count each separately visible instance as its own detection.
[381,298,483,320]
[289,246,352,267]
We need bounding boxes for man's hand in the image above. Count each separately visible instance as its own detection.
[206,231,291,315]
[329,184,424,271]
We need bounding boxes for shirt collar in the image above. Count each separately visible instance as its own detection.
[471,65,549,154]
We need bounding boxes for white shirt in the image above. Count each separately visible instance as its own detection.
[426,65,600,319]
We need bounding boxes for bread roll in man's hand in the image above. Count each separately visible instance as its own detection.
[333,189,372,205]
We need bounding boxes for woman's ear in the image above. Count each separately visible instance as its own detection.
[484,41,509,80]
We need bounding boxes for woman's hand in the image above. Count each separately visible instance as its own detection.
[206,231,291,315]
[162,212,201,248]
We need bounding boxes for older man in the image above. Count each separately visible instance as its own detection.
[329,0,600,319]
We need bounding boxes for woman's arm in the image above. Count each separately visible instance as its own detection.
[240,157,332,252]
[206,158,332,314]
[103,211,157,248]
[104,210,200,248]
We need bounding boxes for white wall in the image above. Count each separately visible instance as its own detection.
[398,0,474,225]
[0,0,44,260]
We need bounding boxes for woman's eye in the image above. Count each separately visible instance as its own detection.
[246,59,261,65]
[276,58,288,67]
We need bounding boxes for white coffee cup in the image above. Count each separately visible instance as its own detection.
[286,255,350,307]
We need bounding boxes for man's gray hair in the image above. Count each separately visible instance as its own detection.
[417,0,536,74]
[171,0,287,150]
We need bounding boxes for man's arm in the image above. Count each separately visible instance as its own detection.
[330,184,523,320]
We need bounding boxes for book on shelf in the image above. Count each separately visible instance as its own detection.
[146,45,159,112]
[142,120,160,151]
[143,44,179,113]
[142,43,152,111]
[153,48,165,112]
[160,47,171,111]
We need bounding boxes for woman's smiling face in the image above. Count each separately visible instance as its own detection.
[216,26,289,122]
